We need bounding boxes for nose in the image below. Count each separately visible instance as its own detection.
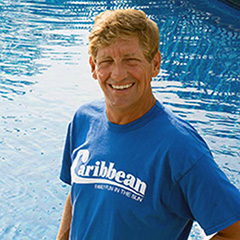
[111,62,128,82]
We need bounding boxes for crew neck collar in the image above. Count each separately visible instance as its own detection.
[103,100,163,132]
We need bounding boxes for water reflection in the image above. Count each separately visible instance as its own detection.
[0,0,239,239]
[0,0,101,99]
[155,0,240,116]
[1,0,240,101]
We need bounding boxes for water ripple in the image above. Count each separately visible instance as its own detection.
[0,0,240,239]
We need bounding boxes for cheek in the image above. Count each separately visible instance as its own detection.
[129,67,152,85]
[96,68,110,82]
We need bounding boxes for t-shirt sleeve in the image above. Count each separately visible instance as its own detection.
[179,153,240,236]
[60,123,72,185]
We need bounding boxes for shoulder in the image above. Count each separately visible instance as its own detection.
[73,99,105,120]
[68,99,105,134]
[155,101,206,145]
[155,102,212,181]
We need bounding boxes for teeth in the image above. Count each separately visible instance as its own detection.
[111,83,133,90]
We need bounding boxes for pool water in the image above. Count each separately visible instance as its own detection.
[0,0,239,239]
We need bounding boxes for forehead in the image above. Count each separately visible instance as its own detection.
[96,36,144,59]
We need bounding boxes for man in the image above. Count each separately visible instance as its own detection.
[57,9,240,240]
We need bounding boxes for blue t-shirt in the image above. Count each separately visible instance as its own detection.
[60,100,240,240]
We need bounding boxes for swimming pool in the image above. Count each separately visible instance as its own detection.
[0,0,239,239]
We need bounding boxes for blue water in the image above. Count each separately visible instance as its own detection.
[0,0,239,239]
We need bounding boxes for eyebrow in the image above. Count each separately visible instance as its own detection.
[96,56,112,60]
[123,53,141,59]
[96,52,139,61]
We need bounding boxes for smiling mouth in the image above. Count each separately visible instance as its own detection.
[110,83,135,90]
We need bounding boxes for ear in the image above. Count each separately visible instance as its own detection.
[151,50,161,78]
[89,56,98,80]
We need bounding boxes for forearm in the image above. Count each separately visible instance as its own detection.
[210,234,237,240]
[57,192,72,240]
[210,234,229,240]
[209,221,240,240]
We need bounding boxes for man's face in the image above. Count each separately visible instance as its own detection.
[90,36,160,115]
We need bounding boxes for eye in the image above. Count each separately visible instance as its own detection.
[98,59,113,66]
[125,58,140,64]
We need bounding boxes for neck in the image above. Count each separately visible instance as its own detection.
[106,95,156,125]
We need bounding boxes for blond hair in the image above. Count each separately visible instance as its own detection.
[89,9,159,63]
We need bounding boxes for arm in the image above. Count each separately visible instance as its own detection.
[57,191,72,240]
[210,221,240,240]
